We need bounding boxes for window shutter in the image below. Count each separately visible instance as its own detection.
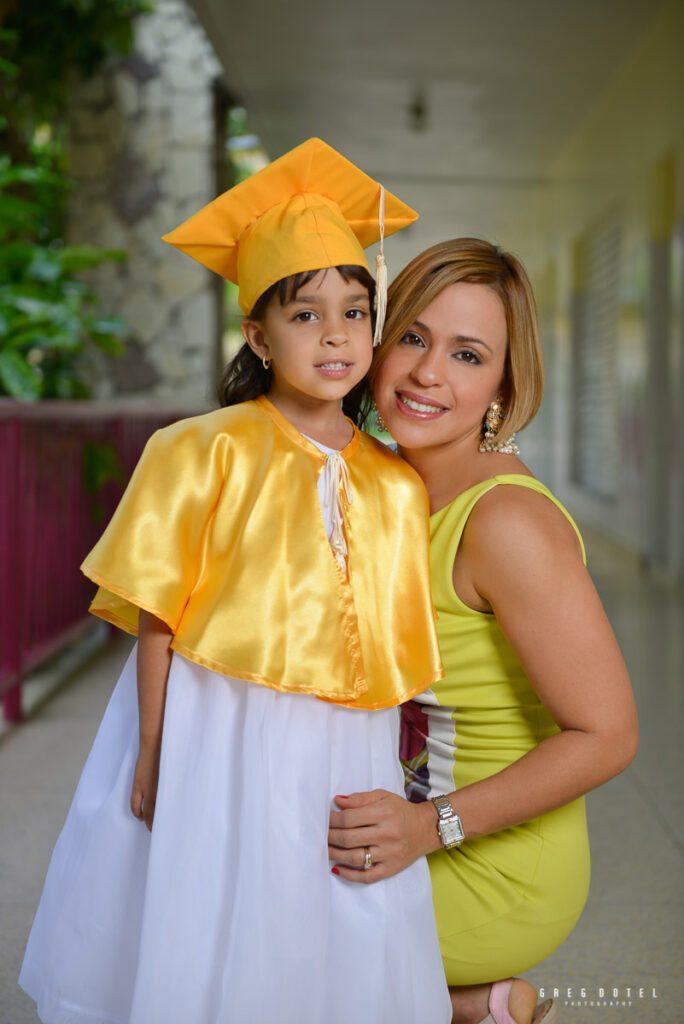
[571,219,621,498]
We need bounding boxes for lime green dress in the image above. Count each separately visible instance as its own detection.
[400,475,591,985]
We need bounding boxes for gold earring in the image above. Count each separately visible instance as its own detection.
[262,356,271,370]
[479,396,519,455]
[373,402,388,433]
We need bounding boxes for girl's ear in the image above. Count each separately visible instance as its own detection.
[242,319,270,363]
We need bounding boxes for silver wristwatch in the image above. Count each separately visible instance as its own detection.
[432,794,465,848]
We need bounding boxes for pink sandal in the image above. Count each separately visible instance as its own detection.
[483,978,558,1024]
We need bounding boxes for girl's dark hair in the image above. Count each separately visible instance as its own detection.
[218,265,375,427]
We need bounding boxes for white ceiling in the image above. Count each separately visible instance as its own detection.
[188,0,668,265]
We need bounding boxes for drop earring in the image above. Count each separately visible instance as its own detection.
[479,396,519,455]
[373,402,388,433]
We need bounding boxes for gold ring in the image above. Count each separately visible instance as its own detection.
[363,846,372,870]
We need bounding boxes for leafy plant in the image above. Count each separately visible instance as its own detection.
[83,438,127,521]
[0,156,130,399]
[1,1,153,126]
[0,3,155,401]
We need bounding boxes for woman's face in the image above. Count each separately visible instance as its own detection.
[373,282,508,453]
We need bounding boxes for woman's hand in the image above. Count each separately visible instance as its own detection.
[130,744,161,831]
[328,789,440,883]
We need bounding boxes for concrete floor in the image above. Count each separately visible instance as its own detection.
[0,531,682,1024]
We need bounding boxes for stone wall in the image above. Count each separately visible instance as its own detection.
[67,0,224,403]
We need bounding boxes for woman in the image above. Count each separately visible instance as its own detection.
[328,239,638,1024]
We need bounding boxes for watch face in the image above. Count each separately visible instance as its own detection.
[439,817,465,846]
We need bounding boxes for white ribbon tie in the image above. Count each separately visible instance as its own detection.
[323,451,353,571]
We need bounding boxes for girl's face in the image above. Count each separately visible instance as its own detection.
[244,269,372,412]
[374,282,508,453]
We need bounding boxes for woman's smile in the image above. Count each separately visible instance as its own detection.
[394,389,449,419]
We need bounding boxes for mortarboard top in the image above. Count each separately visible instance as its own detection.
[162,137,418,316]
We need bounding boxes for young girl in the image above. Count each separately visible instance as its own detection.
[19,139,451,1024]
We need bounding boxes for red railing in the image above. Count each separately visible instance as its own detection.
[0,399,205,722]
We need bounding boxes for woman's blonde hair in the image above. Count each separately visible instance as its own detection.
[370,238,544,439]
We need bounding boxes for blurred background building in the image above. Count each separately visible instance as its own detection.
[62,0,684,584]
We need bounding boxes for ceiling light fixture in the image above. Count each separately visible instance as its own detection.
[408,89,428,132]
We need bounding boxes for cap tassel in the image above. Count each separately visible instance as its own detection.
[373,185,387,348]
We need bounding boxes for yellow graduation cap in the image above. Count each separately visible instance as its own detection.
[162,137,418,341]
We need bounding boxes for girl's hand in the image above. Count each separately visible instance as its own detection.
[130,745,161,832]
[328,789,440,883]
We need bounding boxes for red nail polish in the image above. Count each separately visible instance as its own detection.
[337,794,349,799]
[331,866,340,875]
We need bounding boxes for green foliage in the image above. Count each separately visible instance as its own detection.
[0,2,153,401]
[83,438,127,521]
[0,236,129,400]
[226,105,267,186]
[83,438,126,494]
[221,107,268,361]
[227,107,251,139]
[0,147,130,400]
[1,1,153,123]
[0,153,67,241]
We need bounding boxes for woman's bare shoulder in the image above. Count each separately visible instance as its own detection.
[462,480,584,578]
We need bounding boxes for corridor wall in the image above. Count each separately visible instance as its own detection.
[513,0,683,583]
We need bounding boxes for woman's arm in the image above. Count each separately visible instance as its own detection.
[130,610,174,832]
[329,486,639,881]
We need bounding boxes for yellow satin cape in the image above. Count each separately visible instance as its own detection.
[81,397,443,709]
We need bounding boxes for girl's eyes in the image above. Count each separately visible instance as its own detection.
[293,308,368,322]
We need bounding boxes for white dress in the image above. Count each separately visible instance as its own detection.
[19,439,451,1024]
